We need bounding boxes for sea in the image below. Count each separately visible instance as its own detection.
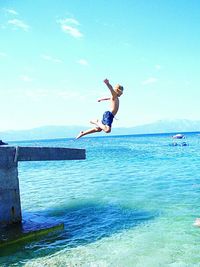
[1,132,200,267]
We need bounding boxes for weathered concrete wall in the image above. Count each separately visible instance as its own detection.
[17,146,86,161]
[0,147,22,225]
[0,167,22,225]
[0,146,86,225]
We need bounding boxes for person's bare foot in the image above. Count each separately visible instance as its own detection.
[193,218,200,226]
[90,119,99,126]
[76,131,84,139]
[0,140,8,145]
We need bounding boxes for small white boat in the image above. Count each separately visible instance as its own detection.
[172,134,185,139]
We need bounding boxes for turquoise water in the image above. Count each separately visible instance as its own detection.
[1,133,200,266]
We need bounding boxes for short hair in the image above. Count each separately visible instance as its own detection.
[119,85,124,91]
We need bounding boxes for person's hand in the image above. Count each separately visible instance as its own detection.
[104,79,109,84]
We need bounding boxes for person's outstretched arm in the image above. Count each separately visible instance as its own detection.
[104,79,116,97]
[97,97,110,102]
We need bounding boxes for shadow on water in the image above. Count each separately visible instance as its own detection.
[0,202,157,265]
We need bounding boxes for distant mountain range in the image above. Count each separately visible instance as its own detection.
[1,119,200,142]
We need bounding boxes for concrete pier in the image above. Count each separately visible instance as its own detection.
[0,146,86,226]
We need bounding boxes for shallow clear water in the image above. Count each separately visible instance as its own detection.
[1,133,200,266]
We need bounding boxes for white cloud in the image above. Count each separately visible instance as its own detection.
[78,59,89,66]
[57,17,83,38]
[141,77,158,85]
[41,54,62,63]
[8,19,29,31]
[4,9,18,15]
[61,25,82,38]
[20,75,33,82]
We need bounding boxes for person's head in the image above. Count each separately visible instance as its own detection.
[114,84,124,97]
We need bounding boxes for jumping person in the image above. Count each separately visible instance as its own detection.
[76,79,124,139]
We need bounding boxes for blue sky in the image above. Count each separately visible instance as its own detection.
[0,0,200,131]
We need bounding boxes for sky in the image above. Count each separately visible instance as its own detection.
[0,0,200,131]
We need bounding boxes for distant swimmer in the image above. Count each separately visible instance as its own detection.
[76,79,124,139]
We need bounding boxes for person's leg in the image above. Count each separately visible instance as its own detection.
[76,127,102,139]
[90,119,111,133]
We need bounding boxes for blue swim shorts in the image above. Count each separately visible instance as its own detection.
[102,111,114,127]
